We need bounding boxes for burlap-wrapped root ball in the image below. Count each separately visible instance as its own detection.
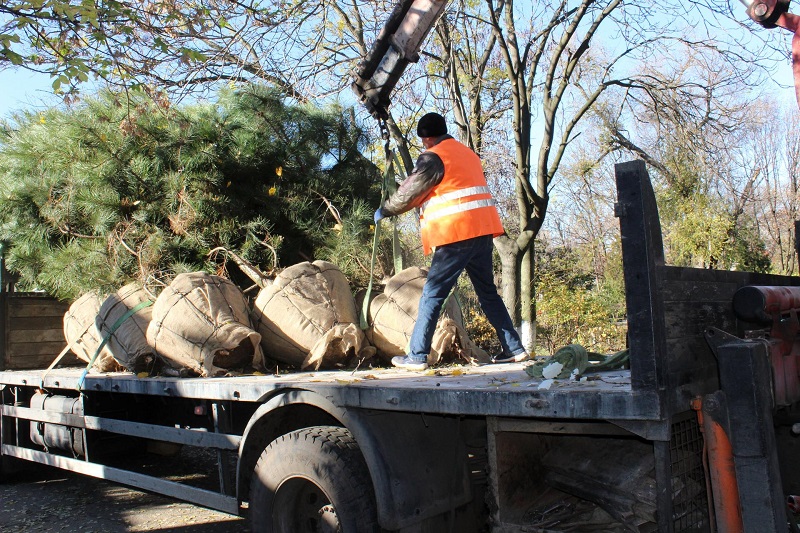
[363,266,490,366]
[64,292,124,372]
[252,260,374,370]
[97,283,156,374]
[147,272,264,377]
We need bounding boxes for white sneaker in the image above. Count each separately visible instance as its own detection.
[391,356,429,370]
[491,352,530,364]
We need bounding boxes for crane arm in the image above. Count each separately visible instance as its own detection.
[351,0,450,119]
[353,0,800,118]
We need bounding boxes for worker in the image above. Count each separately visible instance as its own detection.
[374,112,529,370]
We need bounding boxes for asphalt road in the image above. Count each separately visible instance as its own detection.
[1,465,247,533]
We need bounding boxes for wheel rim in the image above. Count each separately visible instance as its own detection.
[272,476,341,533]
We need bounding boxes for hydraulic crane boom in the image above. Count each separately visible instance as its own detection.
[351,0,449,119]
[354,0,800,117]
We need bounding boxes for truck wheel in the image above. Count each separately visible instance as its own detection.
[249,426,378,533]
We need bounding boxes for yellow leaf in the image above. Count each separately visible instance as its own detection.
[275,166,283,177]
[268,186,277,196]
[136,372,149,378]
[451,368,464,376]
[39,113,46,124]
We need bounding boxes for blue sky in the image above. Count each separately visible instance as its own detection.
[1,69,63,118]
[1,9,799,120]
[2,58,797,120]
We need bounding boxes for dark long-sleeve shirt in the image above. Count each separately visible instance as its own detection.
[381,135,451,217]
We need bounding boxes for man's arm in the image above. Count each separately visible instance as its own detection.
[381,151,444,217]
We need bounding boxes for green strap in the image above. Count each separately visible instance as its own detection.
[78,299,153,390]
[524,344,629,379]
[360,216,382,330]
[360,147,396,330]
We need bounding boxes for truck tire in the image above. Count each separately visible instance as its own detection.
[249,425,379,533]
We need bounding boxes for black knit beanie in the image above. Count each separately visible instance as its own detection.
[416,112,447,138]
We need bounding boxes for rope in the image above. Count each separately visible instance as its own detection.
[40,344,74,389]
[77,300,153,390]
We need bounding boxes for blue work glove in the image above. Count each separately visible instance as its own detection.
[374,207,387,223]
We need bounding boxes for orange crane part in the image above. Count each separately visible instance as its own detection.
[693,397,744,533]
[742,0,800,108]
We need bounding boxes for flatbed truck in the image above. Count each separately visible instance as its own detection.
[2,161,800,532]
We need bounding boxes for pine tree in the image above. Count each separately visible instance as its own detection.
[0,86,381,300]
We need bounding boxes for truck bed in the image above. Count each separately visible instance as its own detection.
[0,363,657,421]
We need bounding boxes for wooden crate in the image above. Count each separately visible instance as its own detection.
[0,293,80,370]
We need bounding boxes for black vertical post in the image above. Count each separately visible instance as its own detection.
[716,338,786,530]
[795,220,800,275]
[614,160,667,393]
[653,440,677,533]
[0,241,6,371]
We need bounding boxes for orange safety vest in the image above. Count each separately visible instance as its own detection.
[420,139,504,255]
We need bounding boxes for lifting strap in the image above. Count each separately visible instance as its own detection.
[77,299,153,390]
[360,120,403,330]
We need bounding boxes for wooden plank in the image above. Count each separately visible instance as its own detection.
[8,301,69,318]
[7,341,67,357]
[7,316,66,330]
[8,329,65,343]
[4,353,80,370]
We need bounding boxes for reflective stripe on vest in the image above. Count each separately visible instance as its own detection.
[423,185,492,211]
[422,197,497,224]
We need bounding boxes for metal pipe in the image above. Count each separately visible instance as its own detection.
[696,396,744,533]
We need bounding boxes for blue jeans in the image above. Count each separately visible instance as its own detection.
[408,235,525,362]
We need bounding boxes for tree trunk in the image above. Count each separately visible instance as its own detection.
[494,235,520,325]
[519,241,536,352]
